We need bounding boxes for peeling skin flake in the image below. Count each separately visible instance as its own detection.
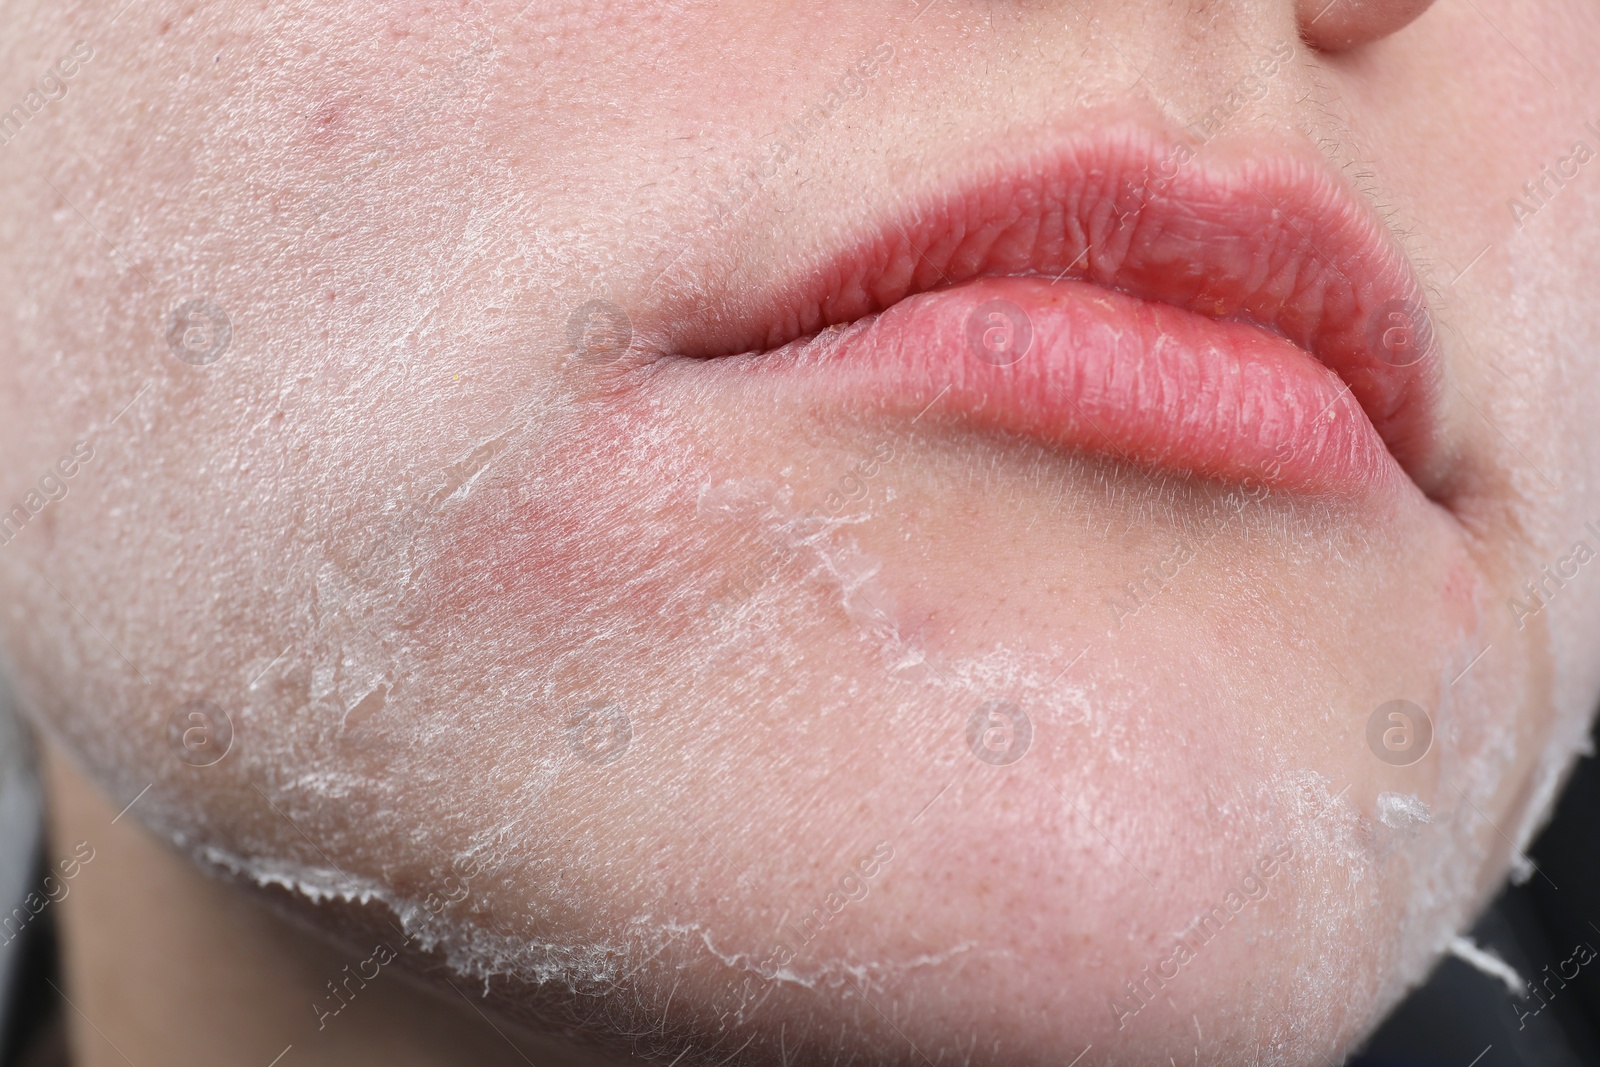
[1376,792,1432,829]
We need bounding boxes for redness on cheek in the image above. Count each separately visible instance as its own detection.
[410,401,721,663]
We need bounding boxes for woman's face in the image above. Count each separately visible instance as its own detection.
[3,1,1600,1063]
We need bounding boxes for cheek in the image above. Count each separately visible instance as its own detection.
[420,402,725,667]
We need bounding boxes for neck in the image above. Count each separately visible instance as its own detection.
[40,741,587,1067]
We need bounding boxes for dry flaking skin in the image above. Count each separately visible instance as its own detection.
[1,0,1600,1065]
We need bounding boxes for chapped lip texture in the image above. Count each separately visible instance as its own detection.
[670,125,1445,499]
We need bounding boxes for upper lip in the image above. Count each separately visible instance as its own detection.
[658,122,1447,498]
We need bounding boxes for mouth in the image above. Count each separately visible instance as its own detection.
[652,122,1445,499]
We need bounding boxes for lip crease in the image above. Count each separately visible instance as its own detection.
[662,123,1446,499]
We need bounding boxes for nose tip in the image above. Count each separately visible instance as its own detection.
[1297,0,1438,50]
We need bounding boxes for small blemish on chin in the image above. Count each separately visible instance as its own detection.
[306,99,354,149]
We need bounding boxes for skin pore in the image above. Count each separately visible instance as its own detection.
[3,0,1600,1064]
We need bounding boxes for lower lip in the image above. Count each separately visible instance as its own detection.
[733,275,1401,497]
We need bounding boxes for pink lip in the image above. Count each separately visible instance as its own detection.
[665,124,1445,498]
